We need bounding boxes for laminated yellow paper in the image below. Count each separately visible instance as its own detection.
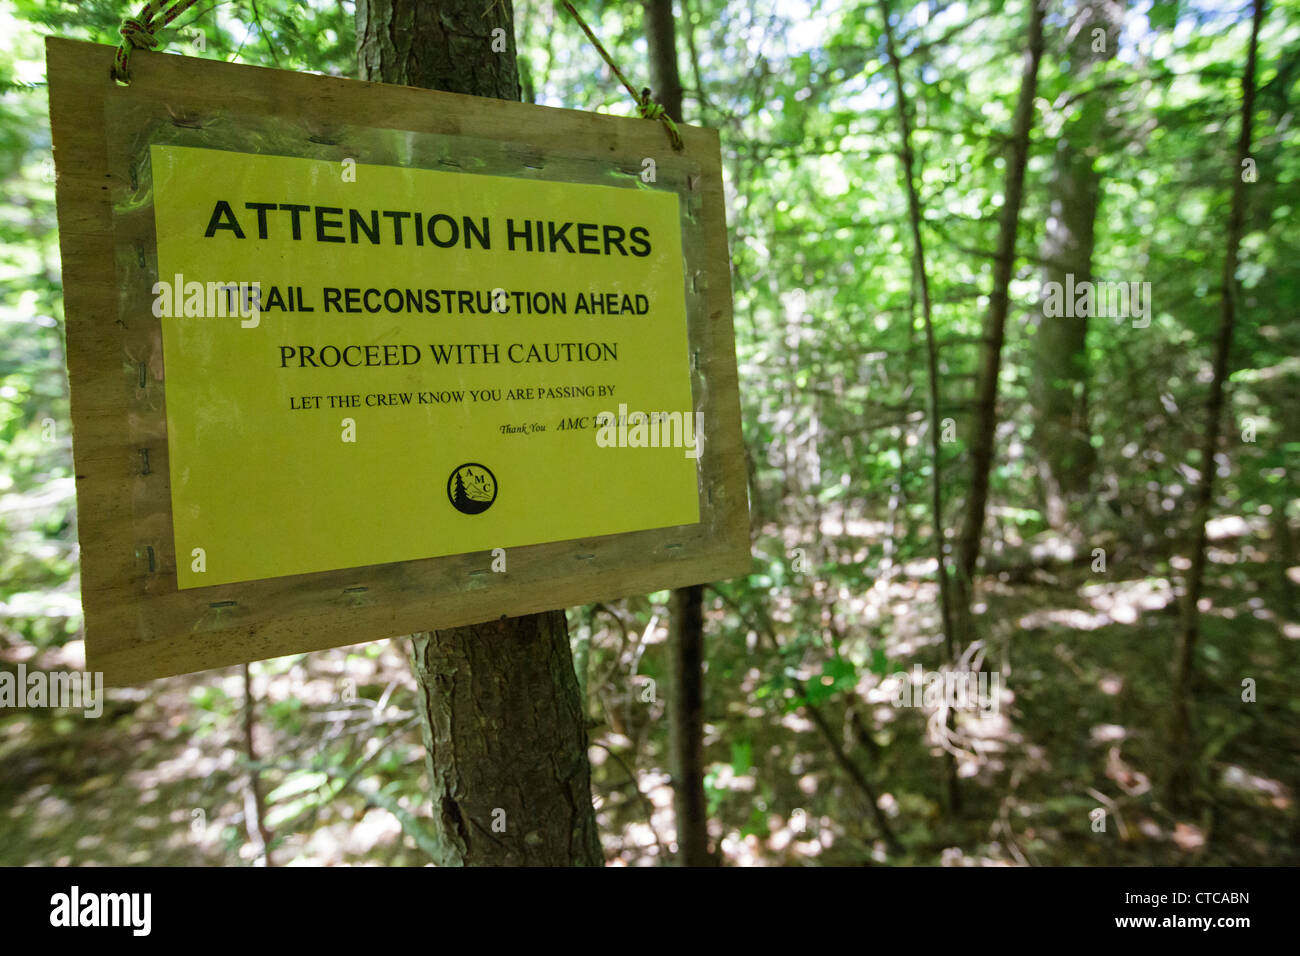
[150,145,700,589]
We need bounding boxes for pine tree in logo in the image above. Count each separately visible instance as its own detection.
[448,463,496,514]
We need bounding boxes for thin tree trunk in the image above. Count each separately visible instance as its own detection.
[241,663,273,865]
[877,0,959,813]
[357,0,602,866]
[644,0,713,867]
[953,0,1046,637]
[644,0,684,123]
[876,0,955,662]
[1168,0,1264,808]
[667,584,710,865]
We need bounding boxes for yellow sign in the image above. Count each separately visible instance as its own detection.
[49,38,748,681]
[151,145,700,589]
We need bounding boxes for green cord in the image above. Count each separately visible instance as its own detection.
[112,0,201,84]
[560,1,685,151]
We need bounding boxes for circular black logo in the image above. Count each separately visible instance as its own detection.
[447,463,497,515]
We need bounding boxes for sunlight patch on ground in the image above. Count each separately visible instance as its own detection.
[132,745,236,788]
[1220,765,1291,809]
[296,813,402,864]
[1078,577,1176,623]
[1172,822,1206,852]
[1017,607,1113,630]
[1089,723,1128,744]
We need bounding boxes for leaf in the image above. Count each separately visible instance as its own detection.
[806,656,857,704]
[731,738,753,775]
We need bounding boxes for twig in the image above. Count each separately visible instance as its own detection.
[241,662,273,864]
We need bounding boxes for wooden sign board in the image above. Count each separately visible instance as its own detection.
[45,38,750,685]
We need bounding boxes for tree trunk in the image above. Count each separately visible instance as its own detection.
[1031,0,1122,528]
[358,0,520,98]
[667,583,711,865]
[877,0,959,813]
[1167,0,1264,809]
[357,0,602,866]
[953,0,1046,641]
[408,615,602,865]
[644,0,684,123]
[644,0,713,866]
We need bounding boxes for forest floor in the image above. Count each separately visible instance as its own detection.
[1,518,1296,866]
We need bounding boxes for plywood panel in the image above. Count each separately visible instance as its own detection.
[46,38,750,684]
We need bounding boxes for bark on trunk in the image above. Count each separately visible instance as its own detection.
[644,0,684,122]
[667,583,711,865]
[409,615,602,865]
[358,0,520,98]
[357,0,602,866]
[1168,0,1264,808]
[954,0,1046,641]
[644,0,713,866]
